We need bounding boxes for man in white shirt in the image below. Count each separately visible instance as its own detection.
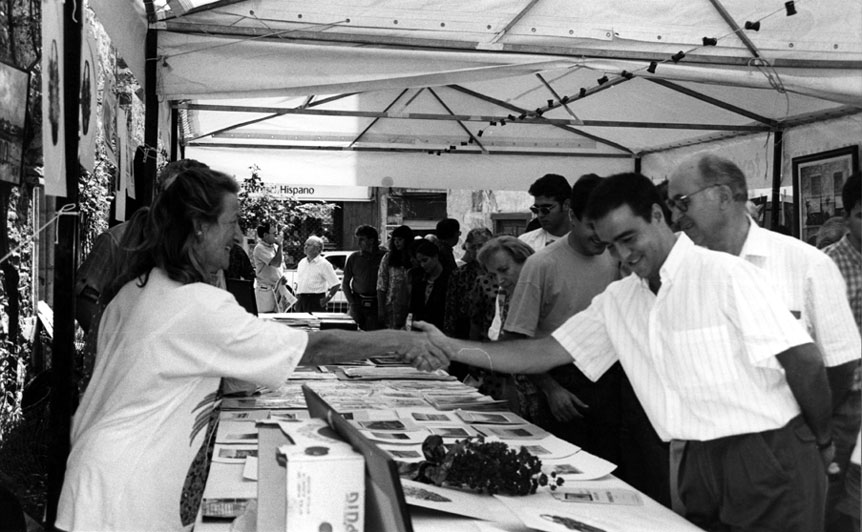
[252,222,291,312]
[519,174,572,250]
[295,236,340,312]
[419,173,834,532]
[669,154,861,527]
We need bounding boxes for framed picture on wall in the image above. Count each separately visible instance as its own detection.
[0,59,30,186]
[792,145,859,244]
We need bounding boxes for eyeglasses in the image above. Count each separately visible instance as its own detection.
[666,184,723,213]
[529,203,558,215]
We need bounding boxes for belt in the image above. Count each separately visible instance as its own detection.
[357,294,377,300]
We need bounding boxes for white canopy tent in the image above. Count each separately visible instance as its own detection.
[90,0,862,191]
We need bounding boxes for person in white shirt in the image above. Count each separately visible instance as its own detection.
[414,172,835,532]
[519,173,572,250]
[295,235,340,312]
[669,154,861,527]
[56,167,448,532]
[252,221,292,312]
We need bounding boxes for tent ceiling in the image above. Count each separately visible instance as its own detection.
[93,1,862,183]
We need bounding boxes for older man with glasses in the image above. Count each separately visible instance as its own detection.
[668,153,861,528]
[519,173,572,251]
[295,236,341,312]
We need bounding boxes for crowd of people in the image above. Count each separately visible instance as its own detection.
[65,152,861,532]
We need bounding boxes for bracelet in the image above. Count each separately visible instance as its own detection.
[457,348,493,373]
[816,437,833,450]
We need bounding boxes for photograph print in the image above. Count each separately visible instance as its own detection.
[0,59,29,185]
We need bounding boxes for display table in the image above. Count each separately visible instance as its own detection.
[195,370,704,532]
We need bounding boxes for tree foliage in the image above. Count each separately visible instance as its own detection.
[237,164,337,238]
[0,0,43,443]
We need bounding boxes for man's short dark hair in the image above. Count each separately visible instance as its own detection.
[256,222,272,239]
[355,224,379,242]
[585,173,662,224]
[436,218,460,239]
[570,174,602,221]
[842,173,861,214]
[528,174,571,204]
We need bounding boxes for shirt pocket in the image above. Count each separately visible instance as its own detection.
[668,325,741,391]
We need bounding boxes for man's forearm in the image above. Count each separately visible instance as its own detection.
[450,336,572,374]
[303,329,402,364]
[776,343,833,443]
[342,275,355,305]
[269,245,283,267]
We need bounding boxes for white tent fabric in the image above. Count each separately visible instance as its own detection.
[90,0,862,190]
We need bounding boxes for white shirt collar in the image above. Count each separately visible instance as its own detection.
[738,216,768,260]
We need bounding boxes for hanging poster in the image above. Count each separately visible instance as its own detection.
[116,107,127,219]
[41,0,65,196]
[78,22,99,172]
[102,54,118,165]
[113,152,125,223]
[118,108,135,199]
[0,60,29,185]
[158,98,172,160]
[126,136,136,200]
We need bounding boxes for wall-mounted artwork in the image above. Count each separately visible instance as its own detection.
[793,145,859,244]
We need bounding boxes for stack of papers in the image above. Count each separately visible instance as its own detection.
[336,366,455,381]
[423,391,508,411]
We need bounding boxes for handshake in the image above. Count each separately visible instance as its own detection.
[387,321,527,377]
[396,321,456,372]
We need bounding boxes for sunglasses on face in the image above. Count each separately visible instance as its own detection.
[666,184,723,213]
[530,203,558,215]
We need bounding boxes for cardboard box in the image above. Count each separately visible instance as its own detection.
[277,419,365,532]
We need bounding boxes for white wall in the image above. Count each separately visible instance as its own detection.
[642,114,862,190]
[186,146,635,192]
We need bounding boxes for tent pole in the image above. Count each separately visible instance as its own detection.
[771,130,784,233]
[143,27,159,203]
[46,0,82,524]
[171,105,179,161]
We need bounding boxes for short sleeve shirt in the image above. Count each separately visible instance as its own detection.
[518,228,564,251]
[739,221,860,367]
[252,242,283,287]
[296,256,340,294]
[344,250,385,295]
[551,234,812,441]
[825,234,862,334]
[57,268,307,531]
[504,238,619,338]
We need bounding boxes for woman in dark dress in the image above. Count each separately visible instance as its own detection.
[408,239,450,330]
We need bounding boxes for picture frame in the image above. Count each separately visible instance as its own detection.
[0,59,30,186]
[792,145,859,244]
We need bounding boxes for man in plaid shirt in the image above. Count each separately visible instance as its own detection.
[826,173,862,333]
[824,172,861,532]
